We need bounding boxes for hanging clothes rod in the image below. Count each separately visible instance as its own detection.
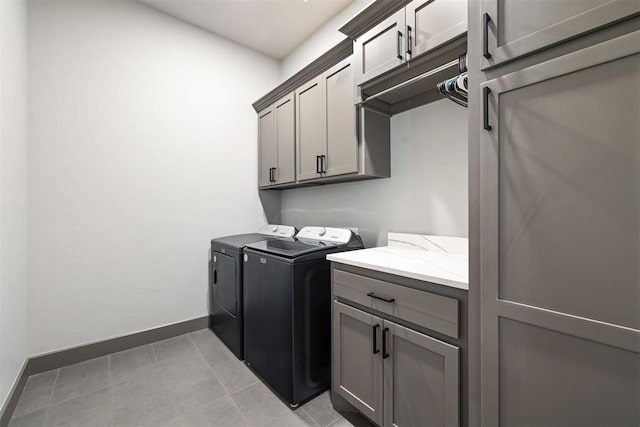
[359,58,460,104]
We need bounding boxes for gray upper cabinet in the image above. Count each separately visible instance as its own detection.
[479,31,640,426]
[480,0,640,70]
[355,0,468,85]
[297,56,361,182]
[406,0,467,60]
[323,57,358,178]
[333,301,384,426]
[257,92,295,188]
[384,321,459,427]
[296,76,324,182]
[258,108,275,188]
[274,94,295,185]
[355,9,406,85]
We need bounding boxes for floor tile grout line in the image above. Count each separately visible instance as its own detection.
[226,377,261,396]
[37,368,60,427]
[300,406,322,427]
[187,332,255,426]
[150,339,184,425]
[186,332,232,396]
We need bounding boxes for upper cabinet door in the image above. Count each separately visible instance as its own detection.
[323,57,358,178]
[406,0,467,60]
[257,108,275,188]
[480,0,640,70]
[383,320,460,427]
[296,76,325,182]
[355,9,407,85]
[333,301,384,426]
[273,93,295,185]
[480,32,640,426]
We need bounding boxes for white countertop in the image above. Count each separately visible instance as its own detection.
[327,233,469,290]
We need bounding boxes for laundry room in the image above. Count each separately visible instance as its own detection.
[1,0,638,426]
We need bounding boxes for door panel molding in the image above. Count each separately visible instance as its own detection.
[480,0,640,70]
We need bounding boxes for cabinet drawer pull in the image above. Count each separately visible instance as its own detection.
[367,292,395,303]
[406,25,412,56]
[382,327,389,359]
[372,323,380,354]
[483,13,492,59]
[320,155,326,173]
[316,155,321,174]
[213,269,217,284]
[397,30,403,60]
[483,87,492,131]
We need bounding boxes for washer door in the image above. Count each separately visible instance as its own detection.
[212,251,237,317]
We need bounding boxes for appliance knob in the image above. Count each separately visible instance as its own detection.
[272,226,279,232]
[318,227,327,236]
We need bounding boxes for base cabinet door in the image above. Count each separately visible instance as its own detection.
[480,32,640,426]
[480,0,640,69]
[333,301,383,426]
[383,321,459,427]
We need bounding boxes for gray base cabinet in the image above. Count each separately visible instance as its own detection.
[332,266,464,427]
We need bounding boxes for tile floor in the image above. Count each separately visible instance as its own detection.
[9,329,366,427]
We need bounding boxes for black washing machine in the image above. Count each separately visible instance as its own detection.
[242,226,364,406]
[209,224,296,359]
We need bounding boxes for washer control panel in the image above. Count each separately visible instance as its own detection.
[296,226,353,244]
[257,224,296,238]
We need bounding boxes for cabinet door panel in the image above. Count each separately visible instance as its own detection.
[480,0,640,69]
[407,0,467,60]
[355,9,406,85]
[296,77,324,182]
[384,321,459,427]
[274,93,295,184]
[333,301,383,426]
[480,31,640,425]
[324,58,358,177]
[258,108,275,188]
[498,318,640,426]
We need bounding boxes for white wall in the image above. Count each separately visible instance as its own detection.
[28,0,280,355]
[281,100,468,247]
[280,0,370,81]
[0,0,29,409]
[279,3,468,247]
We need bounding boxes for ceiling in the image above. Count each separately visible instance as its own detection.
[139,0,354,59]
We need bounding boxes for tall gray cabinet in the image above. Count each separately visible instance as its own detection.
[470,2,640,425]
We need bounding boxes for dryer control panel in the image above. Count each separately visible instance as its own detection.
[296,226,353,244]
[257,224,296,238]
